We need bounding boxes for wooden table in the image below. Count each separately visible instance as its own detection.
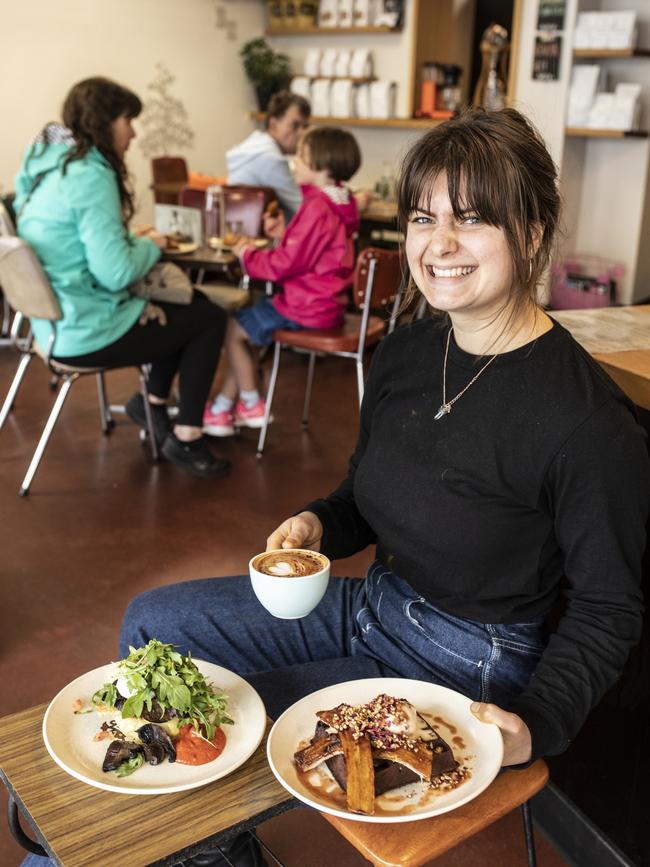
[552,306,650,409]
[0,705,296,867]
[164,245,237,270]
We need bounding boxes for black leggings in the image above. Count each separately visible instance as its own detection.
[54,291,226,427]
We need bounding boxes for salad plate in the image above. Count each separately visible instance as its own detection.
[267,678,503,823]
[43,660,266,795]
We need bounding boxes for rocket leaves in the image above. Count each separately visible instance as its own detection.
[91,640,232,740]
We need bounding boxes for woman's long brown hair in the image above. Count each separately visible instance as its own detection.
[31,77,142,226]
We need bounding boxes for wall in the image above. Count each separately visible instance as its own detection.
[0,0,265,222]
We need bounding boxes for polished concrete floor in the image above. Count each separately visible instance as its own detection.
[0,343,568,866]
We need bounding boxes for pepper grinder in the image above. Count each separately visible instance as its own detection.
[473,23,509,111]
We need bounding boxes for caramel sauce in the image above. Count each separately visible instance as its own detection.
[431,714,457,735]
[452,736,467,750]
[297,763,470,818]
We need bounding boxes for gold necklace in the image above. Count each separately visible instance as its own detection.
[434,327,498,420]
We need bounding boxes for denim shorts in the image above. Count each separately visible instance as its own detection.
[235,296,302,346]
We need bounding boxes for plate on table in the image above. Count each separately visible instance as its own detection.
[43,660,266,795]
[166,241,198,254]
[207,236,268,251]
[266,677,503,823]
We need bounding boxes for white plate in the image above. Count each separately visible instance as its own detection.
[43,660,266,795]
[267,678,503,823]
[168,241,198,254]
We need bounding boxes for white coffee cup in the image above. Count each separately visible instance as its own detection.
[249,548,330,619]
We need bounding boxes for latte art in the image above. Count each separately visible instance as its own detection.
[253,550,327,578]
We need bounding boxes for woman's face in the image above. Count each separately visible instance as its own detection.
[405,172,514,324]
[111,114,136,158]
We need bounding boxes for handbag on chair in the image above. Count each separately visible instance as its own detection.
[129,262,193,305]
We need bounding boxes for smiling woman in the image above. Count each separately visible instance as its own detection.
[120,108,649,785]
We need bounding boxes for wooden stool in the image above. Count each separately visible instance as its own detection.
[321,759,549,867]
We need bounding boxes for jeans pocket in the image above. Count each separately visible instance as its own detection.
[489,619,547,656]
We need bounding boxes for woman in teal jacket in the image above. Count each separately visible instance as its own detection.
[15,77,229,479]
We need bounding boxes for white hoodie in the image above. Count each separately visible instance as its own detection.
[226,130,302,220]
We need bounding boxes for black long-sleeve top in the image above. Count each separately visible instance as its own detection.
[305,318,650,760]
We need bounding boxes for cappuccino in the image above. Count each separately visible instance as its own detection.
[252,550,327,578]
[249,548,331,619]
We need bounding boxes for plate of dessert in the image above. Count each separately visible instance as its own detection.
[43,640,266,795]
[165,232,198,254]
[207,235,269,251]
[267,678,503,822]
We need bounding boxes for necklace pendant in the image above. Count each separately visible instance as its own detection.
[434,403,451,421]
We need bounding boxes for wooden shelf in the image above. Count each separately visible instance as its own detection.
[566,127,649,138]
[266,26,402,36]
[290,76,377,84]
[249,111,441,129]
[573,47,650,59]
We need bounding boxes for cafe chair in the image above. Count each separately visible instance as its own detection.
[0,236,159,495]
[151,156,189,205]
[256,246,404,456]
[0,199,18,345]
[322,759,549,867]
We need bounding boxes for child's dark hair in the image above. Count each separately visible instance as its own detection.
[301,127,361,182]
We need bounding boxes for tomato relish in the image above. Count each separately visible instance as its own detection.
[175,724,226,765]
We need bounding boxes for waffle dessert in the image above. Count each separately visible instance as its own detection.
[294,694,460,815]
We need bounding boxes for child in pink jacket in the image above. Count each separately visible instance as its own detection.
[203,126,361,436]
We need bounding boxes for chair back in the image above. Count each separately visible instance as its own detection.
[0,237,62,321]
[151,157,189,204]
[353,247,403,313]
[204,185,275,238]
[0,199,16,236]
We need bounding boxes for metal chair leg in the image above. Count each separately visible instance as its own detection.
[19,375,75,496]
[0,352,33,431]
[257,342,281,457]
[356,358,365,406]
[96,373,113,434]
[521,800,537,867]
[301,352,316,428]
[139,367,160,462]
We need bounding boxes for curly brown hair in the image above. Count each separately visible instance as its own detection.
[33,77,142,225]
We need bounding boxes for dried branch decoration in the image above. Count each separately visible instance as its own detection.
[138,63,195,158]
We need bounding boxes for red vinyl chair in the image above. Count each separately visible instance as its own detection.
[256,247,404,456]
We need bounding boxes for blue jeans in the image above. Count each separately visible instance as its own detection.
[120,561,547,718]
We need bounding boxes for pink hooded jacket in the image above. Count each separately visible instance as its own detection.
[241,184,359,329]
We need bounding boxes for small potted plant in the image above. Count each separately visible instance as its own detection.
[240,38,291,111]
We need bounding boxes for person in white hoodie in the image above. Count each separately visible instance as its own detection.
[226,91,310,220]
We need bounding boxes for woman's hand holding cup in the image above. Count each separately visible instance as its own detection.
[266,511,323,552]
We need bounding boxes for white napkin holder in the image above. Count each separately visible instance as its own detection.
[318,0,339,27]
[311,79,332,117]
[320,48,339,77]
[338,0,354,27]
[330,80,354,117]
[350,48,373,79]
[291,77,312,103]
[335,50,352,78]
[369,80,396,119]
[304,49,322,78]
[354,83,371,118]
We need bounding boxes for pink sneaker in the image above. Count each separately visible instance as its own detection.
[202,402,235,437]
[234,398,272,429]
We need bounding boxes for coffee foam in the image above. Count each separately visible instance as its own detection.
[253,550,327,578]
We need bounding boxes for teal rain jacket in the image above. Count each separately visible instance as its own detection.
[14,140,160,357]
